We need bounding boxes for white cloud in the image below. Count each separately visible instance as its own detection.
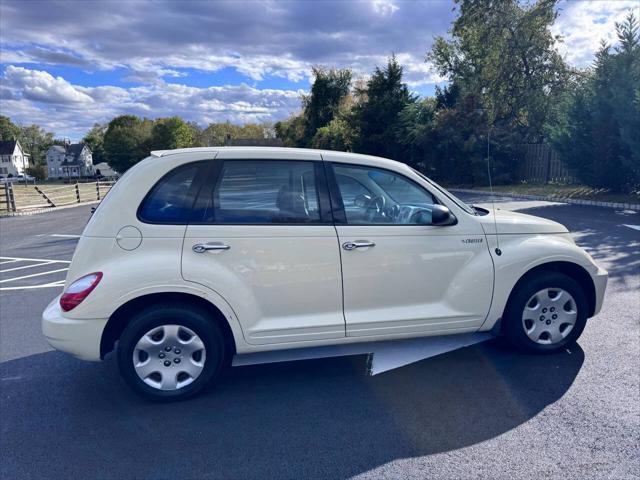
[0,0,453,86]
[3,66,94,104]
[1,66,303,139]
[372,0,399,16]
[554,0,640,67]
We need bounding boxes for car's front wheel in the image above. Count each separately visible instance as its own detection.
[503,271,589,353]
[117,304,226,401]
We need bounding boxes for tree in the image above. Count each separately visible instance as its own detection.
[103,115,153,173]
[0,117,55,166]
[425,0,570,184]
[194,122,234,146]
[353,55,415,159]
[302,67,352,143]
[238,123,268,139]
[274,114,306,147]
[311,117,356,151]
[18,124,54,166]
[0,116,20,141]
[83,123,107,165]
[395,98,437,169]
[150,116,193,150]
[550,13,640,192]
[194,121,272,146]
[429,0,569,141]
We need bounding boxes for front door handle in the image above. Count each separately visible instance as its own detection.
[192,243,230,253]
[342,241,375,251]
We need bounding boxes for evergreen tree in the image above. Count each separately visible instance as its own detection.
[302,67,352,144]
[353,55,415,159]
[550,13,640,192]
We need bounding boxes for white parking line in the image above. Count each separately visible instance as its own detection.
[0,256,70,264]
[0,268,69,284]
[35,234,81,238]
[0,280,66,291]
[0,259,21,265]
[0,257,70,292]
[0,261,56,273]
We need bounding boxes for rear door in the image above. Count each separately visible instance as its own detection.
[181,150,345,345]
[327,160,494,338]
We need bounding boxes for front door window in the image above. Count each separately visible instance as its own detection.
[333,164,437,225]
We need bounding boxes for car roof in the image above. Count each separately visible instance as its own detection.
[149,146,404,170]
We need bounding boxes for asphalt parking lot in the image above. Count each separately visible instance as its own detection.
[1,194,639,480]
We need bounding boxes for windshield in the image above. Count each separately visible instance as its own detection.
[410,168,475,215]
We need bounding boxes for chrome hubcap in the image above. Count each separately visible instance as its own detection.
[133,324,206,390]
[522,288,578,345]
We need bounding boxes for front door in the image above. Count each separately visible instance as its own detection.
[328,161,494,338]
[182,151,345,345]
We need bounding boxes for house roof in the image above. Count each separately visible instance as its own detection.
[48,143,91,166]
[63,144,86,165]
[0,140,18,155]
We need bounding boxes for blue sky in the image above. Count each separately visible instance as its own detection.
[1,0,638,140]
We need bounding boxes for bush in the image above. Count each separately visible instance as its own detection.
[26,164,47,181]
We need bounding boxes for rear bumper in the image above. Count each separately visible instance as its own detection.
[591,267,608,316]
[41,296,107,361]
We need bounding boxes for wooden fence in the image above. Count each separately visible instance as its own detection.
[0,180,115,214]
[519,144,576,184]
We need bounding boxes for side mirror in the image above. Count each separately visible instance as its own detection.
[431,204,457,226]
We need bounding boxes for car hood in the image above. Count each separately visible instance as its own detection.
[477,208,569,234]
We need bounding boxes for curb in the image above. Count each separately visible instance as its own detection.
[0,200,100,218]
[450,188,640,212]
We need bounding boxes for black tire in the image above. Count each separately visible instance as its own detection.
[503,271,589,354]
[117,303,226,402]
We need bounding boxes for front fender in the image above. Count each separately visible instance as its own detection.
[481,233,602,331]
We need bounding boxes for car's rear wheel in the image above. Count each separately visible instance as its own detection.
[503,272,589,353]
[117,304,226,401]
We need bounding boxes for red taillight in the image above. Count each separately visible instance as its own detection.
[60,272,103,312]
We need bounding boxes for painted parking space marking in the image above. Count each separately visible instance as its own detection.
[0,280,66,291]
[0,256,71,264]
[0,259,21,265]
[0,268,69,284]
[35,234,81,238]
[1,261,59,273]
[0,257,70,291]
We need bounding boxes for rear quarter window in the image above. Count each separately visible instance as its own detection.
[137,162,205,224]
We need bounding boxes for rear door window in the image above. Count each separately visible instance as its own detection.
[199,160,322,224]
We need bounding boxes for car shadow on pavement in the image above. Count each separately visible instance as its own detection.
[1,340,583,480]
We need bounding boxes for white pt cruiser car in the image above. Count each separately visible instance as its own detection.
[43,147,608,401]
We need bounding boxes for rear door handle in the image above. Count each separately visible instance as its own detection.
[192,243,230,253]
[342,241,375,251]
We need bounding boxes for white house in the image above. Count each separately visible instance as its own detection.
[46,141,93,178]
[0,140,30,177]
